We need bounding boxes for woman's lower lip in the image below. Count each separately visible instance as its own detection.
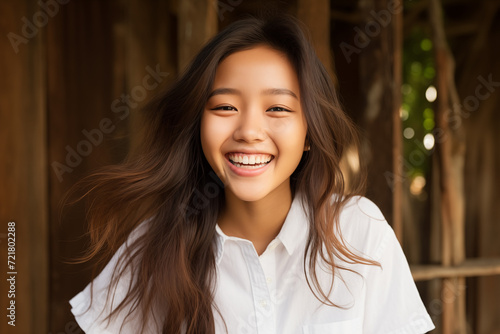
[225,156,272,177]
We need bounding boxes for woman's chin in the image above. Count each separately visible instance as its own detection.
[226,185,272,203]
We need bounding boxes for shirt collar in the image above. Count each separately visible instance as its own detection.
[214,191,309,265]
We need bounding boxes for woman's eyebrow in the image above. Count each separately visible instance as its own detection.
[262,88,298,100]
[208,87,240,98]
[208,87,298,99]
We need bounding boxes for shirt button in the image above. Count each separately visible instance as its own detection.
[260,300,268,308]
[266,276,272,283]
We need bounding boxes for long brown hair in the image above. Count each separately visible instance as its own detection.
[71,15,378,334]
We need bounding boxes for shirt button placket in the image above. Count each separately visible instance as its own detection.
[241,243,275,334]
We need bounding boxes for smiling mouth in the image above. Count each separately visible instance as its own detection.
[226,153,274,169]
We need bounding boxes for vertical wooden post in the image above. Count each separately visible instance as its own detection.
[0,1,48,333]
[297,0,334,81]
[391,0,403,242]
[178,0,217,72]
[429,0,467,333]
[357,0,403,233]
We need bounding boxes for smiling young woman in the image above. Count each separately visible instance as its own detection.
[201,45,308,255]
[68,15,435,334]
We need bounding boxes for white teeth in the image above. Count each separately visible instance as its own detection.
[227,153,273,167]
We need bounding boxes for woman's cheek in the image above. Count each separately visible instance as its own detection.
[267,116,291,134]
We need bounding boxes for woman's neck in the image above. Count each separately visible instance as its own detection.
[218,181,293,256]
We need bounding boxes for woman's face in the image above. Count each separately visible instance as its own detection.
[200,45,308,202]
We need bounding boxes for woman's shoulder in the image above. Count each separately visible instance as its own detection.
[336,195,395,261]
[69,220,157,333]
[339,195,386,226]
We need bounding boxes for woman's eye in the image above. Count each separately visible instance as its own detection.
[267,106,290,112]
[211,105,237,111]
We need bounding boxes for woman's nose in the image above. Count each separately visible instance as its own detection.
[232,109,267,143]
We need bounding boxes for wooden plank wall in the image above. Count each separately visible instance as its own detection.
[0,1,48,333]
[0,1,179,332]
[47,2,120,331]
[178,0,217,72]
[46,1,178,332]
[121,0,178,155]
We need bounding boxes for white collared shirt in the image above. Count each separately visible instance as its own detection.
[70,194,435,334]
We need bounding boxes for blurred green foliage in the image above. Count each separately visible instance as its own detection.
[402,26,436,185]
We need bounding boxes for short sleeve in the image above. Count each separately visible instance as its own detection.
[362,225,435,334]
[69,222,158,333]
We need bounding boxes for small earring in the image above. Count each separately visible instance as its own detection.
[305,145,311,151]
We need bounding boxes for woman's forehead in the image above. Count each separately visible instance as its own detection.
[212,46,300,97]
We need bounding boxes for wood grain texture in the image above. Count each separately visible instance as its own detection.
[46,1,119,332]
[357,0,402,229]
[178,0,217,72]
[412,258,500,281]
[0,1,48,333]
[297,0,335,83]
